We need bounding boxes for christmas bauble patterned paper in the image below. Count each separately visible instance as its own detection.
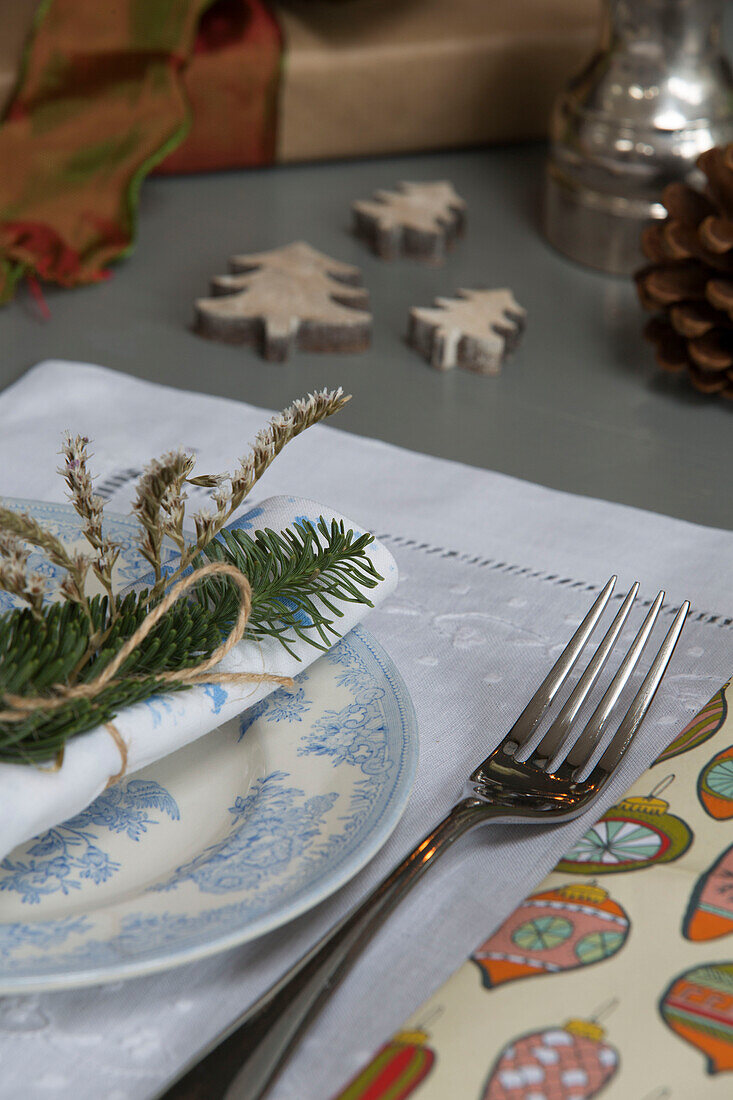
[654,688,727,766]
[331,682,733,1099]
[482,1018,618,1100]
[698,744,733,820]
[660,963,733,1074]
[555,783,692,876]
[684,843,733,942]
[334,1028,435,1099]
[472,883,629,989]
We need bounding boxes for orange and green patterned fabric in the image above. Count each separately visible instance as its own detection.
[0,0,282,302]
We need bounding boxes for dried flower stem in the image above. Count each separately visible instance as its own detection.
[142,388,351,600]
[59,433,121,614]
[0,506,91,621]
[0,534,48,618]
[131,449,195,585]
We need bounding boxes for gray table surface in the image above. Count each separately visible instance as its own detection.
[0,142,730,530]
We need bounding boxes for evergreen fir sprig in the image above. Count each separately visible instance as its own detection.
[0,518,381,764]
[195,518,383,658]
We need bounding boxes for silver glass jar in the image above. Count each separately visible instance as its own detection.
[544,0,733,274]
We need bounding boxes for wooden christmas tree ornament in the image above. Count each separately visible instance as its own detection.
[352,181,466,262]
[194,241,372,361]
[408,289,526,373]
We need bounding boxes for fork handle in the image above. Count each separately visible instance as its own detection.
[155,797,492,1100]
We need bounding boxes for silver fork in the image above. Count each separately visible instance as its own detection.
[156,577,689,1100]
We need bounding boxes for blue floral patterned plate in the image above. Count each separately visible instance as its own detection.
[0,501,418,992]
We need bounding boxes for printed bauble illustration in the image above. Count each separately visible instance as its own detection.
[684,842,733,942]
[333,1026,436,1099]
[556,777,692,876]
[472,882,629,989]
[654,686,727,766]
[660,963,733,1074]
[698,743,733,820]
[482,1016,619,1100]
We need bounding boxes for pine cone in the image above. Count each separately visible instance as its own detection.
[635,145,733,400]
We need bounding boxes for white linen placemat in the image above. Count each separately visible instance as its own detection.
[0,360,731,1100]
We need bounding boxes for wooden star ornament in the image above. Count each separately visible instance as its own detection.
[352,181,466,262]
[194,241,372,361]
[408,289,526,374]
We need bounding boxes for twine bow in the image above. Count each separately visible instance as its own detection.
[0,562,293,781]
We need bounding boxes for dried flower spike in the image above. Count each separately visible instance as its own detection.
[0,505,90,613]
[59,432,121,603]
[131,449,195,582]
[135,389,351,599]
[0,533,47,617]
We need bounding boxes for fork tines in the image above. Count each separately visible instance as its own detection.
[504,576,689,779]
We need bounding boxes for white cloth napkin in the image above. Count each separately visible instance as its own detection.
[0,494,397,861]
[0,361,732,1100]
